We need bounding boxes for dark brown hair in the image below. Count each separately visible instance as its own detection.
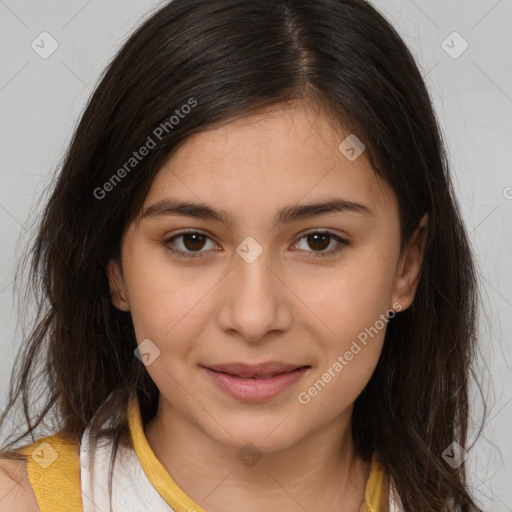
[0,1,486,510]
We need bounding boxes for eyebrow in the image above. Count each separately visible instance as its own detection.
[141,197,374,227]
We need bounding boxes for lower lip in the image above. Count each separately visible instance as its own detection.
[202,366,309,402]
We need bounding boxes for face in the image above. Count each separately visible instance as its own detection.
[108,100,427,453]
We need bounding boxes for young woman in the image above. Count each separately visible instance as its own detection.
[0,0,485,511]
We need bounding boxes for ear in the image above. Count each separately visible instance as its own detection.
[107,259,130,311]
[391,213,429,312]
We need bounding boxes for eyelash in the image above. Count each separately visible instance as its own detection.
[163,229,349,260]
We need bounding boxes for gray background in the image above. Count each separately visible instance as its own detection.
[0,0,510,510]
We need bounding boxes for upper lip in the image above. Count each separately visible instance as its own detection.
[203,362,309,378]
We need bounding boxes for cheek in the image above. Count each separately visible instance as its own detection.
[293,247,396,406]
[296,288,391,423]
[121,246,207,344]
[295,245,398,344]
[122,251,239,379]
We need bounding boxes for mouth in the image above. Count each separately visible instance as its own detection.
[203,366,310,380]
[200,362,311,401]
[204,362,310,377]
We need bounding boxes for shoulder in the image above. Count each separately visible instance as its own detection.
[0,431,82,512]
[0,456,40,512]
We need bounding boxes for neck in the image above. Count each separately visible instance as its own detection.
[143,396,370,512]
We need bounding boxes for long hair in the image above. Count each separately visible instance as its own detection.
[0,1,485,510]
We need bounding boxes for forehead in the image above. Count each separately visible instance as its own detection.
[143,102,397,221]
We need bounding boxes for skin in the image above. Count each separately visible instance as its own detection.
[108,99,428,512]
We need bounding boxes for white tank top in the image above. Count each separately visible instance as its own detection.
[79,423,176,512]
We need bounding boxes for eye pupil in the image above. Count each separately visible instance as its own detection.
[307,233,330,251]
[183,233,206,251]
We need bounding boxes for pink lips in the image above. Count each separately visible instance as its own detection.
[201,362,310,402]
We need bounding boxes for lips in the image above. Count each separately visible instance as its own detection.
[204,362,310,379]
[202,363,310,401]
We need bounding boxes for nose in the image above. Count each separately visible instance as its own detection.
[215,242,292,343]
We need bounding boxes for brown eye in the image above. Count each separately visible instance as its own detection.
[305,233,331,251]
[293,230,349,258]
[164,231,217,259]
[180,233,207,251]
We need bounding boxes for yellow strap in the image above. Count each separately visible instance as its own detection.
[16,432,83,512]
[127,394,205,512]
[365,452,389,511]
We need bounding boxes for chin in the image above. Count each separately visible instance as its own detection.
[205,416,304,455]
